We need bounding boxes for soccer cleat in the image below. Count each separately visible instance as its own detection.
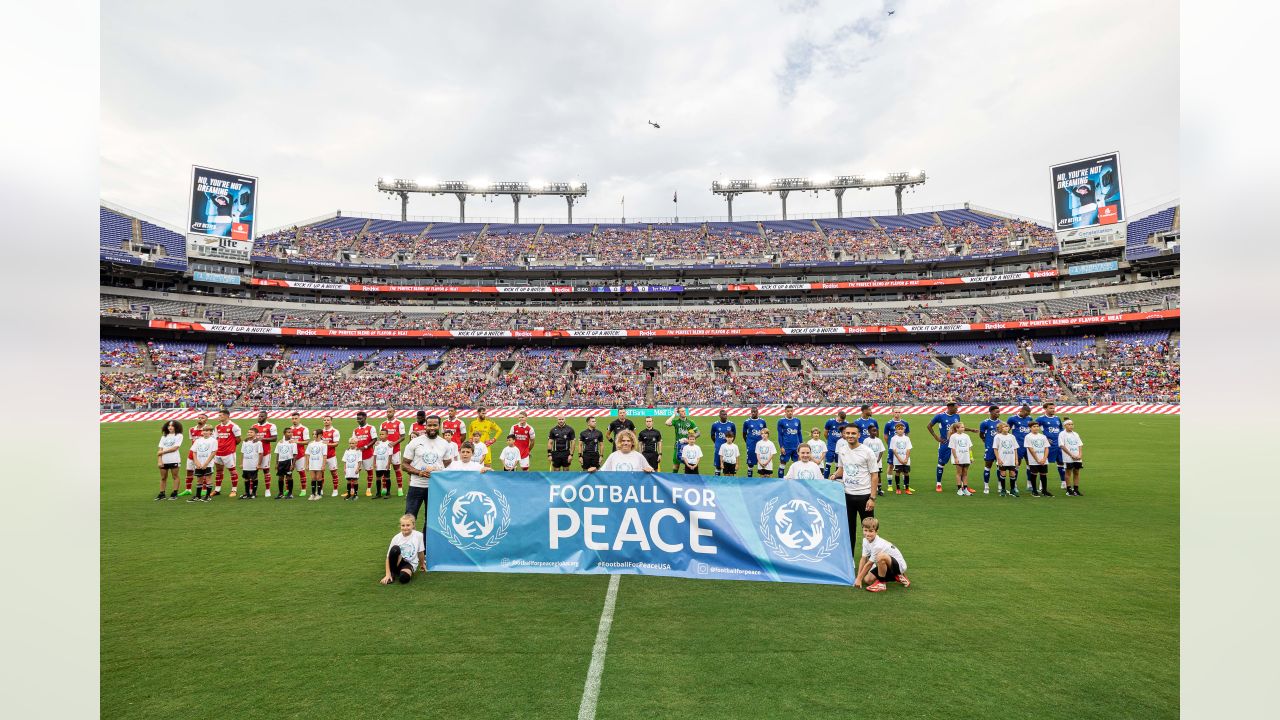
[1041,489,1053,497]
[895,574,911,588]
[1030,490,1041,497]
[187,497,200,503]
[982,486,990,495]
[229,489,237,498]
[300,489,308,497]
[169,490,178,499]
[1009,488,1019,497]
[999,490,1006,497]
[332,489,339,497]
[935,484,943,492]
[1073,488,1083,496]
[904,488,914,495]
[366,489,373,497]
[201,497,211,502]
[265,489,272,497]
[866,581,887,592]
[238,494,249,500]
[398,489,404,496]
[877,489,885,497]
[155,492,166,501]
[895,489,902,495]
[1061,480,1067,489]
[956,488,965,496]
[179,489,193,496]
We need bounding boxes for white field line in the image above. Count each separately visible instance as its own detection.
[577,573,621,720]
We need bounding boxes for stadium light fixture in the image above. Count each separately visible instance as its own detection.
[375,177,589,223]
[710,170,927,220]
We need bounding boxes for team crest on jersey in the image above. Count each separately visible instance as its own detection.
[759,496,842,563]
[438,489,510,551]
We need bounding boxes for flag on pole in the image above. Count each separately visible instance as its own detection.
[673,191,678,203]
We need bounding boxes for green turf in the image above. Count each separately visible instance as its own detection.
[101,413,1178,719]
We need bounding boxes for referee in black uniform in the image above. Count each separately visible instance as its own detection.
[637,416,664,472]
[547,416,576,471]
[578,417,605,471]
[607,410,636,452]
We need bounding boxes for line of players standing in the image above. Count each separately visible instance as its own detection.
[153,403,1085,504]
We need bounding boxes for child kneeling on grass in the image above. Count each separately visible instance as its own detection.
[854,517,910,592]
[381,514,425,585]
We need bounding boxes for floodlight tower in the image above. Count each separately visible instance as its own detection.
[710,171,927,220]
[375,178,589,223]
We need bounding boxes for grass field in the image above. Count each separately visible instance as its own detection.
[101,413,1178,719]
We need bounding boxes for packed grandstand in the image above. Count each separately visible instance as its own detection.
[100,199,1180,411]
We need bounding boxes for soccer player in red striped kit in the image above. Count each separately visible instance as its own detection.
[509,410,536,471]
[319,416,342,496]
[285,413,310,496]
[351,411,378,497]
[250,410,278,497]
[212,410,242,497]
[381,407,407,496]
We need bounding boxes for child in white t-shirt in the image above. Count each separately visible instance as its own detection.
[754,429,777,477]
[855,517,910,592]
[275,435,297,499]
[239,430,264,499]
[947,423,976,496]
[888,426,913,495]
[863,426,887,496]
[718,433,740,476]
[499,435,522,471]
[1059,419,1085,496]
[443,442,491,472]
[680,430,703,474]
[783,444,824,480]
[373,431,394,498]
[1024,421,1052,497]
[342,444,362,499]
[805,429,826,467]
[381,514,425,585]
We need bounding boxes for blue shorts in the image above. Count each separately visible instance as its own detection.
[825,450,838,464]
[936,445,951,466]
[779,447,799,464]
[984,446,996,463]
[747,451,759,467]
[1048,446,1062,464]
[1016,446,1027,462]
[713,443,723,469]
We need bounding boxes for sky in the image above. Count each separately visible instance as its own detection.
[101,0,1178,230]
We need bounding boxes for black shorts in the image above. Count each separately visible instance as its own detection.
[242,470,258,480]
[683,464,699,474]
[999,464,1017,471]
[551,452,571,468]
[1028,464,1047,472]
[276,459,293,475]
[581,453,600,470]
[894,464,910,473]
[1066,461,1083,470]
[376,469,390,478]
[757,468,774,477]
[194,468,212,478]
[722,462,737,475]
[161,462,178,470]
[642,452,660,470]
[870,556,903,581]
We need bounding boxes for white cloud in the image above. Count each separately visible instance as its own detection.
[101,0,1177,228]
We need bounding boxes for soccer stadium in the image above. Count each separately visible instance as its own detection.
[97,5,1182,720]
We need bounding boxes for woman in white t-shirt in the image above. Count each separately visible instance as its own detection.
[381,514,425,585]
[596,430,655,472]
[156,420,184,500]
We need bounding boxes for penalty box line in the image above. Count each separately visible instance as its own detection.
[577,573,621,720]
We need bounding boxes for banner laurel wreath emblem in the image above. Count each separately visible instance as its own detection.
[759,496,843,563]
[437,488,511,551]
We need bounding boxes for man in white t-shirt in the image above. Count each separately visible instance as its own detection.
[754,429,778,477]
[887,425,913,495]
[833,425,880,557]
[784,444,824,481]
[854,517,910,592]
[1059,419,1085,496]
[402,414,453,523]
[381,513,426,585]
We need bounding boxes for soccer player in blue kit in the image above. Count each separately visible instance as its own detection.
[823,410,849,478]
[709,408,737,477]
[1035,401,1067,488]
[927,401,978,492]
[852,404,879,441]
[1006,404,1035,492]
[978,405,1003,493]
[742,407,767,478]
[776,404,803,473]
[882,410,909,446]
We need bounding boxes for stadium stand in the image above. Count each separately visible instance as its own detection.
[1125,206,1178,259]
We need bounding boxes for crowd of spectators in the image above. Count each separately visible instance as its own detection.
[827,229,892,260]
[100,339,145,368]
[766,229,832,262]
[1056,336,1180,403]
[351,232,419,259]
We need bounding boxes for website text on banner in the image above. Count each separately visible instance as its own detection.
[425,472,855,586]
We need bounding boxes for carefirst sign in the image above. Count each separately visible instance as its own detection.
[425,472,855,585]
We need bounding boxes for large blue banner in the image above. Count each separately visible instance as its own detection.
[424,472,854,585]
